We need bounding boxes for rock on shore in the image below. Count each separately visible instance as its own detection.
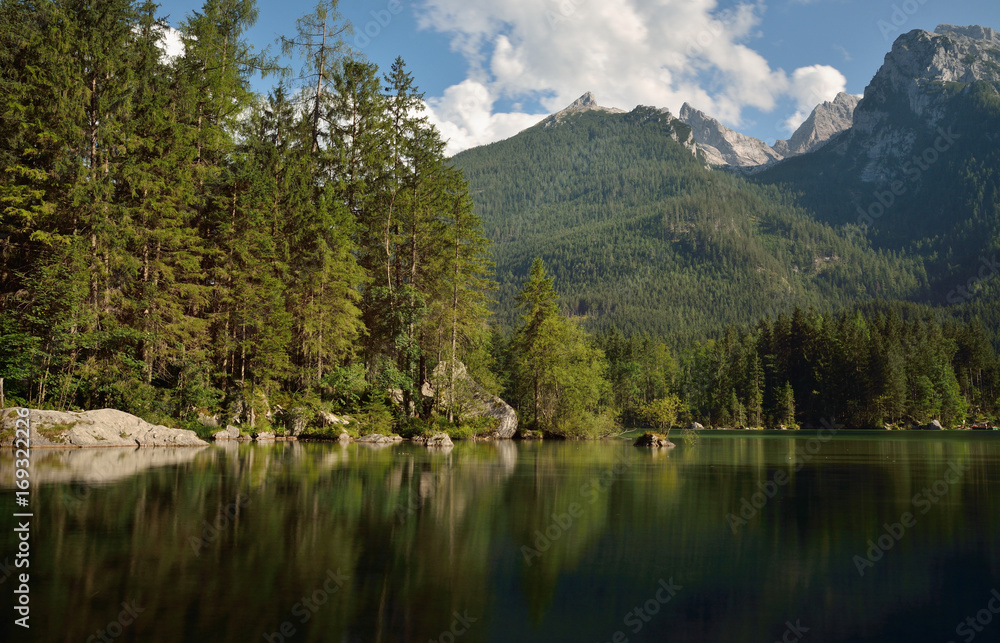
[356,433,403,444]
[1,408,208,448]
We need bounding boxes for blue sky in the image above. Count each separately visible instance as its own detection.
[157,0,1000,154]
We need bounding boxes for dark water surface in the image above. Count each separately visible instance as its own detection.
[2,434,999,642]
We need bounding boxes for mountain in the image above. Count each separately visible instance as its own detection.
[678,93,859,167]
[678,103,783,166]
[452,100,926,340]
[452,25,1000,344]
[752,24,1000,341]
[773,92,860,157]
[535,91,625,127]
[754,25,1000,281]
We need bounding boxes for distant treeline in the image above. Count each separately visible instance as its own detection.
[587,303,999,429]
[488,263,999,431]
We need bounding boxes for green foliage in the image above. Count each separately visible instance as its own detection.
[453,107,927,343]
[512,259,615,437]
[355,398,394,436]
[649,304,997,428]
[640,396,685,436]
[459,415,500,436]
[320,364,369,411]
[0,0,493,429]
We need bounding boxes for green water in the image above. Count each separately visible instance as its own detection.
[2,434,999,642]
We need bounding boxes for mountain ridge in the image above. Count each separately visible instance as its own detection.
[454,23,1000,342]
[773,92,860,158]
[678,103,783,167]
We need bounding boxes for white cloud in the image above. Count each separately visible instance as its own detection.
[424,80,543,156]
[156,25,185,61]
[415,0,850,154]
[782,64,847,132]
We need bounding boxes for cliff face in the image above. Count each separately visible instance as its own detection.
[842,24,1000,183]
[774,92,860,158]
[679,103,783,167]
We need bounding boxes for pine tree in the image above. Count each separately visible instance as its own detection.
[514,258,560,425]
[775,381,796,427]
[279,0,350,152]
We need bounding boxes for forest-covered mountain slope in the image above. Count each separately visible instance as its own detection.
[453,105,927,342]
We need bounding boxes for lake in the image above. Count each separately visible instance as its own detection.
[2,434,999,642]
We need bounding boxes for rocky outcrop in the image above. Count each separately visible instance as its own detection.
[689,422,705,432]
[1,408,208,448]
[774,92,859,157]
[634,432,675,448]
[679,103,783,167]
[280,407,309,437]
[254,431,276,441]
[845,24,1000,183]
[431,361,518,438]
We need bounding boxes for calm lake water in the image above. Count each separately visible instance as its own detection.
[2,434,999,643]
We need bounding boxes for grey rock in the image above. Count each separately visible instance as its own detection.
[425,432,454,448]
[212,426,241,441]
[337,431,352,442]
[357,434,402,444]
[679,103,783,167]
[1,408,208,448]
[848,25,1000,183]
[197,412,220,428]
[774,92,859,157]
[319,411,349,427]
[254,431,276,441]
[431,361,519,438]
[935,24,1000,46]
[282,407,310,437]
[689,422,705,432]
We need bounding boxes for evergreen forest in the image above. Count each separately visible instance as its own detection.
[2,0,998,434]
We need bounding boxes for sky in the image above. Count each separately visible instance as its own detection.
[156,0,1000,156]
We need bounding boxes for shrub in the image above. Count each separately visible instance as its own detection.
[355,398,394,436]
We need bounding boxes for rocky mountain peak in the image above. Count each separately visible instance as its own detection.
[678,103,783,167]
[570,91,599,109]
[774,92,860,158]
[536,92,625,127]
[849,24,1000,182]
